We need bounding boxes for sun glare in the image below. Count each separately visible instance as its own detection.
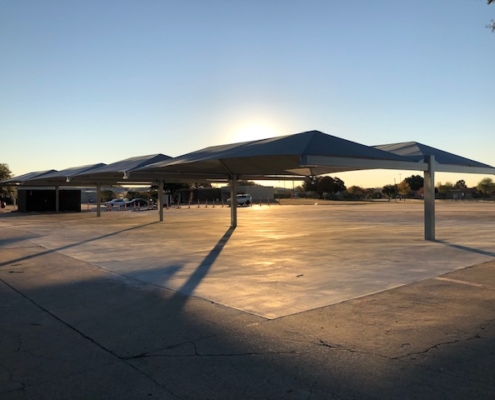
[231,124,279,143]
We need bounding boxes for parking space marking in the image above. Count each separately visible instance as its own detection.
[435,277,495,290]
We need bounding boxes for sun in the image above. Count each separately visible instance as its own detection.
[231,124,278,143]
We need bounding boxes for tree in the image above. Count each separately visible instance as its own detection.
[0,163,15,201]
[404,175,424,191]
[226,180,258,187]
[455,180,467,189]
[317,176,336,196]
[302,176,318,192]
[364,188,378,199]
[487,0,495,31]
[126,190,150,201]
[436,181,454,199]
[333,177,346,193]
[101,190,115,202]
[476,177,495,196]
[347,185,365,199]
[397,181,411,199]
[382,184,397,201]
[0,163,12,181]
[236,180,259,186]
[301,176,346,199]
[149,183,190,197]
[191,182,213,188]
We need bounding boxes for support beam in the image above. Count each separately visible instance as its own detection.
[424,155,435,241]
[230,177,237,228]
[96,183,102,217]
[158,180,164,222]
[55,186,60,212]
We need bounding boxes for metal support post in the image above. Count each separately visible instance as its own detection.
[230,177,237,228]
[96,183,102,217]
[424,155,435,241]
[158,180,164,222]
[55,186,60,212]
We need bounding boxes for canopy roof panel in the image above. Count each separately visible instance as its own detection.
[23,163,107,185]
[374,141,495,174]
[133,130,421,180]
[81,154,171,175]
[70,153,173,183]
[3,133,493,187]
[1,170,57,185]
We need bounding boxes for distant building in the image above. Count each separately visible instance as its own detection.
[177,185,274,204]
[18,188,81,212]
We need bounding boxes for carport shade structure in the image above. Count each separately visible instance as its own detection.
[374,141,495,240]
[10,163,106,213]
[2,154,173,217]
[1,170,58,185]
[0,170,59,211]
[132,130,421,180]
[3,133,493,240]
[65,153,173,217]
[132,130,427,231]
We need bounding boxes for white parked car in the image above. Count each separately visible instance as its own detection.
[104,199,127,208]
[227,194,252,207]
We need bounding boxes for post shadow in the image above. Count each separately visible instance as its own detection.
[435,239,495,258]
[0,221,161,269]
[174,226,236,298]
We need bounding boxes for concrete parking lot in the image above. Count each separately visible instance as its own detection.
[1,201,495,399]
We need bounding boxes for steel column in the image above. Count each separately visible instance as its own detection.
[96,183,102,217]
[424,155,435,241]
[55,186,59,212]
[158,180,164,222]
[230,177,237,228]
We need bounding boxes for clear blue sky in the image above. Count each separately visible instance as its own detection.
[1,1,494,188]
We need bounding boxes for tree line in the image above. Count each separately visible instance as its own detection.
[293,174,495,201]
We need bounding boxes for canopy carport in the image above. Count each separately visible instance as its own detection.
[374,141,495,240]
[17,163,106,213]
[3,131,494,241]
[133,130,436,233]
[2,170,58,184]
[3,155,173,216]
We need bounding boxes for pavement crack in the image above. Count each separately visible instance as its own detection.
[393,333,483,360]
[0,362,19,389]
[121,335,217,361]
[125,350,298,360]
[479,316,495,331]
[0,277,120,358]
[306,357,329,400]
[148,350,298,358]
[0,278,182,399]
[317,339,346,350]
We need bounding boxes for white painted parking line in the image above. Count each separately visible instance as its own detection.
[435,277,495,290]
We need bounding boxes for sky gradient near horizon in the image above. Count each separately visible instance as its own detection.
[1,1,494,188]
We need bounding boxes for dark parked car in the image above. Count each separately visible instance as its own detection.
[126,198,149,208]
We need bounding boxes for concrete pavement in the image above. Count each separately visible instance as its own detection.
[1,201,495,399]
